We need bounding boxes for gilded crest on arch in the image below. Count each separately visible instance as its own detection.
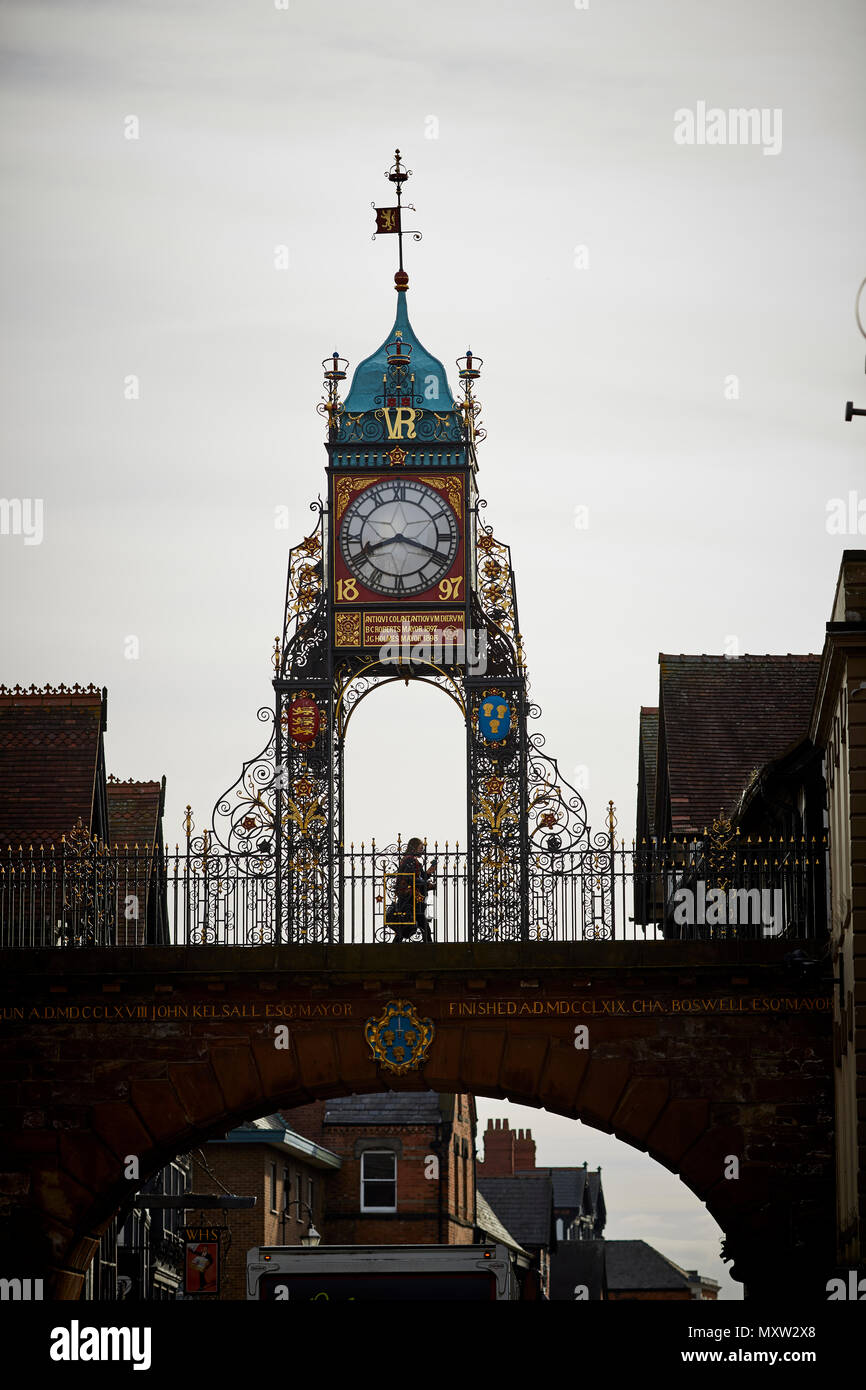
[365,999,434,1074]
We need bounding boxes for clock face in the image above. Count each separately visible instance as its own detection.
[339,478,459,597]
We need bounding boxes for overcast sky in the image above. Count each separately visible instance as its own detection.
[2,0,865,1298]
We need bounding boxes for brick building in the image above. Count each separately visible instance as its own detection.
[0,684,175,1297]
[0,684,110,849]
[477,1115,719,1299]
[809,551,866,1271]
[478,1117,606,1242]
[192,1115,341,1300]
[284,1092,476,1246]
[0,684,169,948]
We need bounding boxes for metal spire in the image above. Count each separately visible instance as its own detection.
[372,148,423,289]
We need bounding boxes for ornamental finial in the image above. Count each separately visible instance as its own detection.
[456,348,486,445]
[372,148,422,289]
[317,348,348,438]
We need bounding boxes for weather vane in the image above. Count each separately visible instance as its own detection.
[372,148,423,287]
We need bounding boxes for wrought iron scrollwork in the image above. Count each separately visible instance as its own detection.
[467,681,526,942]
[58,819,115,947]
[281,504,327,680]
[474,501,519,644]
[526,736,590,855]
[208,707,277,863]
[279,708,334,944]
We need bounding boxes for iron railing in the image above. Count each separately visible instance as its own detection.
[0,832,829,947]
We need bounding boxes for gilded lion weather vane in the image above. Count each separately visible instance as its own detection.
[372,148,423,285]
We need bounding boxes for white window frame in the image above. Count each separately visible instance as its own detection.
[360,1150,397,1213]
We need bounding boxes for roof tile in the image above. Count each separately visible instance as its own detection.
[658,655,820,835]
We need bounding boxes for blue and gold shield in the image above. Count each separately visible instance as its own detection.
[365,999,434,1074]
[478,693,512,743]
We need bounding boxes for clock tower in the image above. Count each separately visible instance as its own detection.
[208,151,589,944]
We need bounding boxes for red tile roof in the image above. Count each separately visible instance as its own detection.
[0,685,106,847]
[106,778,164,849]
[657,655,820,836]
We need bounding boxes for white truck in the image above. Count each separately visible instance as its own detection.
[246,1242,522,1301]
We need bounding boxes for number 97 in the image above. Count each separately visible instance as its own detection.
[438,576,462,600]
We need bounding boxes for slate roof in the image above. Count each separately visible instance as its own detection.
[106,778,164,850]
[477,1175,555,1250]
[550,1239,717,1299]
[324,1092,444,1126]
[658,655,820,836]
[0,686,106,846]
[638,706,659,838]
[604,1240,695,1291]
[240,1114,286,1132]
[586,1170,604,1217]
[522,1167,585,1208]
[518,1166,605,1224]
[474,1192,528,1257]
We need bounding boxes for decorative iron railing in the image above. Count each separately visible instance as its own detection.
[0,831,829,947]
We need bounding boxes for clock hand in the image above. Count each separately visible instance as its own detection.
[397,536,444,558]
[363,536,404,555]
[361,535,444,560]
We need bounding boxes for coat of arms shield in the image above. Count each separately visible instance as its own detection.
[365,999,434,1074]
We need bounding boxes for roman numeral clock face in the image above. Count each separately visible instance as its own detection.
[339,479,459,597]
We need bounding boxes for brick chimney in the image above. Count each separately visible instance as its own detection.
[514,1126,536,1170]
[481,1117,516,1175]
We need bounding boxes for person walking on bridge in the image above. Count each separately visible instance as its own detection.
[388,836,436,943]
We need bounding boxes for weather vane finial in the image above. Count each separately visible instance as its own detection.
[372,148,423,291]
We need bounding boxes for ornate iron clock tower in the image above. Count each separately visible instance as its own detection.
[205,151,592,944]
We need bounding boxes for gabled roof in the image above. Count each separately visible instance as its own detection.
[586,1169,605,1220]
[477,1175,555,1250]
[657,655,820,835]
[106,777,164,850]
[518,1166,604,1223]
[0,685,106,846]
[549,1240,718,1299]
[604,1240,697,1291]
[324,1092,444,1126]
[521,1167,585,1208]
[474,1192,528,1258]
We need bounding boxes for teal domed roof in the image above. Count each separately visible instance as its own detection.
[343,291,456,414]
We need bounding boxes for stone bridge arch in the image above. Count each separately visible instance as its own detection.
[0,940,833,1300]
